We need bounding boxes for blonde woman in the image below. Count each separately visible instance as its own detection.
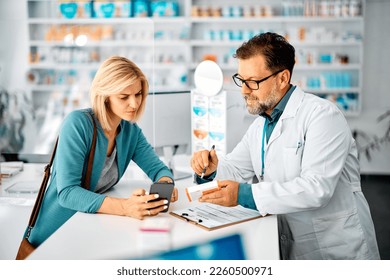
[24,56,178,247]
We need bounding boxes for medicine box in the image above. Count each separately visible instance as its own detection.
[185,180,220,202]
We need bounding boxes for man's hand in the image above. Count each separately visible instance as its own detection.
[199,180,239,207]
[191,148,218,177]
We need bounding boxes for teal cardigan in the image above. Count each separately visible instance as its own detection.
[27,109,173,246]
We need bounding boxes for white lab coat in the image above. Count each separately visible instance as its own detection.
[217,86,380,259]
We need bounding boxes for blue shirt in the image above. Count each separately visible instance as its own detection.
[262,85,296,143]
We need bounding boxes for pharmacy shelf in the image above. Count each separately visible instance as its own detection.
[28,17,188,25]
[29,84,189,93]
[304,87,361,94]
[190,16,364,24]
[190,40,362,47]
[190,64,361,71]
[26,0,365,117]
[28,85,86,91]
[29,40,188,47]
[28,62,179,70]
[295,64,362,71]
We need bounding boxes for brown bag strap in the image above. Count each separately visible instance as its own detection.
[26,112,97,238]
[82,114,97,190]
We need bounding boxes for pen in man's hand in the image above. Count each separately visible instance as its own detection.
[201,145,215,179]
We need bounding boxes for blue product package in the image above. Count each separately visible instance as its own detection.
[115,1,132,17]
[151,1,165,17]
[151,1,179,17]
[342,73,351,88]
[336,95,348,110]
[231,6,242,17]
[209,132,225,142]
[82,1,93,18]
[167,1,179,16]
[154,30,164,40]
[59,2,78,19]
[95,1,115,18]
[193,107,207,117]
[133,0,149,17]
[152,234,246,260]
[319,53,332,64]
[222,6,231,17]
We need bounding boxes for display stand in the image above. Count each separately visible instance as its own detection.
[191,60,226,155]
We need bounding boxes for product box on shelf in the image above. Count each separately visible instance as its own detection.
[94,0,132,18]
[58,0,93,19]
[151,1,179,17]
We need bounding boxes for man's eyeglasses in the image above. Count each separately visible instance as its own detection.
[232,69,285,90]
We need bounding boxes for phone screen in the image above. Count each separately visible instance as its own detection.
[149,182,174,212]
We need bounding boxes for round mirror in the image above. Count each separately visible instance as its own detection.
[194,60,223,96]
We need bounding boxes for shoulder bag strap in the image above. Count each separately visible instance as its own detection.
[26,112,98,237]
[82,113,97,190]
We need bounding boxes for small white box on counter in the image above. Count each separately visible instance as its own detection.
[185,180,221,202]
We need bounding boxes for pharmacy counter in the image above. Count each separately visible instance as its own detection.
[28,177,278,260]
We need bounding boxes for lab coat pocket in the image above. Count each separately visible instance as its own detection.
[282,146,303,180]
[313,210,368,259]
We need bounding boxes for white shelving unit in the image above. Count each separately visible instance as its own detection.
[26,0,365,120]
[189,0,365,116]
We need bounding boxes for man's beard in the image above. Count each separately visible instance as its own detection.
[244,86,279,115]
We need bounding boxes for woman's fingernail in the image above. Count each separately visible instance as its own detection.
[163,205,168,209]
[154,194,159,198]
[164,200,168,204]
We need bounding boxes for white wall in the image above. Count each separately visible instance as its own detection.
[0,0,38,153]
[0,0,29,89]
[346,0,390,174]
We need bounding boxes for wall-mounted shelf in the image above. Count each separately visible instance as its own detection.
[26,0,365,117]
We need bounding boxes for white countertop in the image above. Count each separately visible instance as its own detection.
[1,163,279,260]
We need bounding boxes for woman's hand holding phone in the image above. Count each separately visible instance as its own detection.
[99,179,177,219]
[157,177,178,203]
[98,188,168,219]
[122,188,169,219]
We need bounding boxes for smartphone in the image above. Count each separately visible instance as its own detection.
[149,182,174,212]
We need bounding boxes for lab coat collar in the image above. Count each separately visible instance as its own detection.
[280,86,305,120]
[266,86,305,146]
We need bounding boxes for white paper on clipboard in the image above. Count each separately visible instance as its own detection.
[170,203,262,230]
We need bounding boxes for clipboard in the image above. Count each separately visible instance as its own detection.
[170,203,263,231]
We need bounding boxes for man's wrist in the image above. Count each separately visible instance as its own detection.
[194,171,216,184]
[237,183,257,210]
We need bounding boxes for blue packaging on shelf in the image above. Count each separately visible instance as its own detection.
[115,1,132,17]
[222,6,231,17]
[231,6,242,17]
[151,1,179,17]
[342,73,351,88]
[319,53,332,64]
[336,95,349,110]
[133,0,149,17]
[230,30,242,41]
[95,1,116,18]
[83,1,93,18]
[59,2,78,19]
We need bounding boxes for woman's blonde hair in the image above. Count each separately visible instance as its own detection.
[90,56,148,131]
